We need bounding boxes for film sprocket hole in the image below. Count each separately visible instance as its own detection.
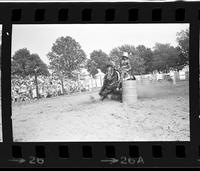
[0,1,199,168]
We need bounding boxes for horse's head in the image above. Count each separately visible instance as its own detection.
[107,66,115,80]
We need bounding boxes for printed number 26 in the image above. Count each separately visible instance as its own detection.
[29,156,45,165]
[120,156,136,165]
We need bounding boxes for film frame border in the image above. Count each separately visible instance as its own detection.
[0,2,199,167]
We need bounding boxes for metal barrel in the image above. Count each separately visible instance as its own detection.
[122,80,137,106]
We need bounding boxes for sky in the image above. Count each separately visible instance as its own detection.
[12,24,189,65]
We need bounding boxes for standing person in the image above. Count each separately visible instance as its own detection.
[99,63,122,101]
[120,52,136,81]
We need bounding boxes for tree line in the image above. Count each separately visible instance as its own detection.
[10,29,189,95]
[87,29,189,77]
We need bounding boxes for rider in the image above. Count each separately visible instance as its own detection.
[120,52,136,81]
[99,62,122,101]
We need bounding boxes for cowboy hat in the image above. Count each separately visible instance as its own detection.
[122,52,129,59]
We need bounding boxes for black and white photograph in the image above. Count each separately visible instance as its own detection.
[0,25,2,142]
[11,24,190,142]
[198,31,200,129]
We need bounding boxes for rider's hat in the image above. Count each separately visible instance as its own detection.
[122,52,129,59]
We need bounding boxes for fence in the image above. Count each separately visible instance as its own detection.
[11,70,189,102]
[135,71,189,84]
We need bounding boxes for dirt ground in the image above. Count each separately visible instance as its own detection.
[3,81,190,142]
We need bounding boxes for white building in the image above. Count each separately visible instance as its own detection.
[79,68,105,90]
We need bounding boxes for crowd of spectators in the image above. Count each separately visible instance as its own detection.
[11,75,85,102]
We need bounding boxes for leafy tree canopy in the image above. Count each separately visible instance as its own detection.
[109,44,146,75]
[136,45,154,74]
[152,43,179,73]
[86,50,110,77]
[86,59,99,78]
[47,36,86,79]
[175,29,189,70]
[11,48,49,78]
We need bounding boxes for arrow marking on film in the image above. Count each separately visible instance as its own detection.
[8,158,26,164]
[101,158,119,164]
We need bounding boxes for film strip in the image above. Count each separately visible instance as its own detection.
[0,1,199,168]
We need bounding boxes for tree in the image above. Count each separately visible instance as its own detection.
[11,48,49,99]
[86,59,98,78]
[152,43,179,73]
[27,53,49,76]
[109,44,146,75]
[11,48,31,77]
[131,52,146,75]
[12,48,49,77]
[176,29,189,58]
[47,36,86,94]
[136,45,154,74]
[175,29,189,71]
[110,45,137,70]
[86,50,109,77]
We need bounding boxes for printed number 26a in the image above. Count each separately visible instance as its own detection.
[29,156,45,165]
